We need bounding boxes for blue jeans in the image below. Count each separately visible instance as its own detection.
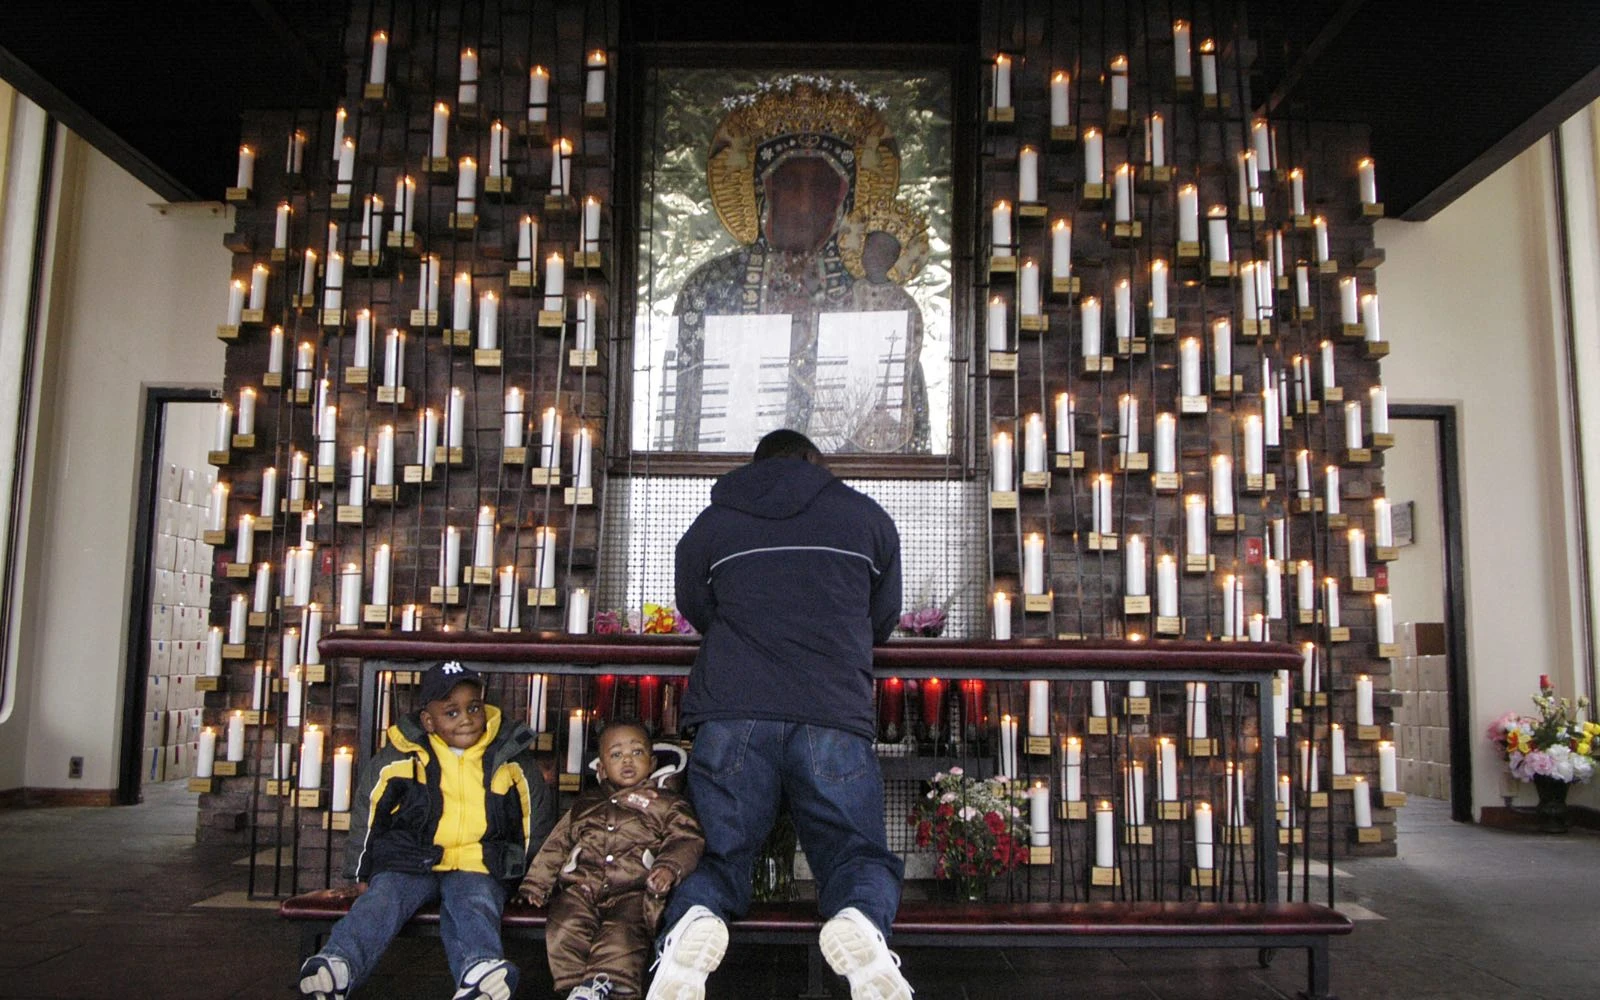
[320,870,509,989]
[663,720,903,938]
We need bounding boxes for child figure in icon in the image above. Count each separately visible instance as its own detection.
[520,720,705,999]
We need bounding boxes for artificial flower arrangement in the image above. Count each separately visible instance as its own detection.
[1486,675,1598,784]
[907,767,1031,886]
[898,606,947,637]
[593,603,696,636]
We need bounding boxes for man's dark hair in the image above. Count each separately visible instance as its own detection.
[753,429,824,464]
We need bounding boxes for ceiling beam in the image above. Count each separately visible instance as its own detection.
[1261,0,1367,117]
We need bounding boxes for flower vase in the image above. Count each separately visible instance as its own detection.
[1533,775,1570,834]
[948,874,989,903]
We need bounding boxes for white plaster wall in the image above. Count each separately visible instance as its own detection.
[1385,419,1446,627]
[1375,137,1591,815]
[0,132,228,792]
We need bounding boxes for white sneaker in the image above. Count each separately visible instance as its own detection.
[453,958,518,1000]
[645,905,728,1000]
[298,954,350,1000]
[819,907,913,1000]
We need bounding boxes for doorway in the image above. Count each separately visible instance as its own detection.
[117,387,223,805]
[1386,404,1471,822]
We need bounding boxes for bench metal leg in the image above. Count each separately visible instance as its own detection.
[1302,938,1336,1000]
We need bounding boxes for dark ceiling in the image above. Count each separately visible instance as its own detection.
[2,1,1597,220]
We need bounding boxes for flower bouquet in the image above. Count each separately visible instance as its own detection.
[1486,675,1597,784]
[593,603,697,636]
[907,767,1030,900]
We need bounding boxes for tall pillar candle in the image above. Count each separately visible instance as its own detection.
[1185,495,1207,556]
[1157,555,1178,617]
[455,157,477,216]
[1212,455,1234,516]
[430,102,449,158]
[1125,533,1146,596]
[1177,184,1199,243]
[992,591,1012,640]
[1018,146,1039,203]
[1029,783,1050,846]
[1023,533,1045,595]
[1194,801,1214,869]
[331,747,353,812]
[991,431,1013,492]
[1155,413,1176,473]
[991,200,1012,255]
[1325,578,1341,629]
[543,253,565,313]
[1055,393,1075,454]
[1186,682,1208,739]
[1019,260,1040,317]
[1083,128,1104,185]
[1353,777,1373,827]
[573,427,594,489]
[536,526,557,589]
[1023,413,1046,473]
[551,139,572,194]
[1094,801,1115,867]
[993,54,1011,109]
[1206,207,1229,264]
[1050,71,1070,126]
[1211,318,1232,379]
[474,505,495,568]
[372,544,391,607]
[1151,259,1169,319]
[227,711,245,761]
[1051,220,1072,278]
[567,588,590,634]
[1081,296,1102,357]
[565,710,586,774]
[1173,20,1192,77]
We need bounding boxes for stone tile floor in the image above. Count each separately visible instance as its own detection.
[0,783,1594,999]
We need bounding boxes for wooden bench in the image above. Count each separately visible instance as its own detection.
[281,889,1352,999]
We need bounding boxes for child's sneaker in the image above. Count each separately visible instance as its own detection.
[819,907,913,1000]
[645,905,728,1000]
[298,954,350,1000]
[568,974,614,1000]
[452,958,519,1000]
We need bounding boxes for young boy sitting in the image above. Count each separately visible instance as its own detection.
[519,720,705,999]
[299,660,555,1000]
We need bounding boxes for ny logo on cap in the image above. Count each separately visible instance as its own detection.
[442,661,464,674]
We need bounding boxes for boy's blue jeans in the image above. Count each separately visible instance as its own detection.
[319,869,509,988]
[662,719,904,938]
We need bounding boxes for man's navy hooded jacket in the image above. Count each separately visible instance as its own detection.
[674,456,902,740]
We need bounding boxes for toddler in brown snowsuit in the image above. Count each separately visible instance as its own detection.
[519,721,704,999]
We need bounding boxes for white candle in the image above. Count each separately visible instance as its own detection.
[1358,158,1378,205]
[1029,782,1050,846]
[212,402,234,454]
[1018,146,1039,203]
[322,252,344,314]
[1339,277,1359,326]
[1177,185,1200,243]
[567,588,591,634]
[581,196,602,253]
[1222,574,1238,637]
[375,425,395,487]
[536,526,557,589]
[1295,265,1311,310]
[225,278,245,327]
[440,526,462,587]
[1288,167,1307,217]
[1375,498,1394,547]
[1371,386,1390,433]
[274,201,290,251]
[331,107,346,161]
[331,747,353,812]
[206,482,228,533]
[1212,318,1232,380]
[1118,393,1139,456]
[1150,259,1169,319]
[517,215,537,270]
[1173,20,1193,77]
[372,544,391,607]
[991,431,1014,492]
[1093,475,1113,535]
[566,710,586,774]
[1243,415,1264,477]
[1179,338,1202,397]
[1023,413,1046,473]
[348,446,367,507]
[504,389,525,449]
[488,121,506,178]
[298,725,324,790]
[1146,113,1166,166]
[1050,71,1070,126]
[1266,558,1283,620]
[1212,455,1234,516]
[1024,533,1045,595]
[1109,54,1129,110]
[247,263,270,312]
[456,156,477,216]
[317,405,338,467]
[1378,741,1398,792]
[450,271,472,331]
[583,48,608,103]
[195,726,217,779]
[1063,737,1082,801]
[1125,533,1147,596]
[1278,773,1293,827]
[235,144,255,189]
[447,388,465,448]
[1207,207,1230,264]
[550,138,572,194]
[474,505,495,568]
[1185,495,1207,557]
[336,137,355,194]
[992,591,1012,640]
[528,65,549,121]
[1199,39,1217,94]
[286,129,306,173]
[339,563,360,626]
[1194,801,1214,869]
[1051,220,1072,278]
[478,291,498,350]
[419,255,440,312]
[1113,163,1132,222]
[1157,555,1178,617]
[1296,450,1311,497]
[1126,762,1146,825]
[1186,682,1208,739]
[1083,128,1104,185]
[544,253,566,312]
[1226,763,1246,825]
[986,295,1008,352]
[1375,593,1395,645]
[1026,680,1050,737]
[431,102,450,158]
[1353,777,1373,827]
[294,546,314,607]
[1081,296,1102,357]
[1238,151,1260,209]
[1349,528,1368,578]
[350,311,373,370]
[576,293,597,350]
[1362,293,1383,343]
[419,408,439,472]
[368,31,388,85]
[1332,723,1348,776]
[1155,413,1176,473]
[1091,681,1107,718]
[253,563,271,615]
[1094,802,1115,868]
[991,200,1012,255]
[1326,578,1341,629]
[1020,259,1041,317]
[227,593,248,645]
[1342,401,1362,451]
[497,565,519,629]
[1114,279,1132,346]
[1314,216,1330,263]
[993,54,1011,109]
[227,712,245,762]
[397,175,416,233]
[999,714,1018,779]
[1055,393,1075,454]
[540,408,562,469]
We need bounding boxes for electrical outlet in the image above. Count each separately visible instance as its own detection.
[68,756,83,779]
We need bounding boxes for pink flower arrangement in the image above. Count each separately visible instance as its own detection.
[898,607,947,637]
[593,604,697,636]
[1486,676,1597,784]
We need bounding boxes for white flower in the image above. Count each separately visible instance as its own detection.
[958,805,979,822]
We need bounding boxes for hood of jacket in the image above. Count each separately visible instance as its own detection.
[709,457,835,520]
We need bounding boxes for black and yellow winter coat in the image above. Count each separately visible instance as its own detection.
[344,704,555,884]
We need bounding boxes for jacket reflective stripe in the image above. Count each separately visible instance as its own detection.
[708,544,880,576]
[353,757,424,879]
